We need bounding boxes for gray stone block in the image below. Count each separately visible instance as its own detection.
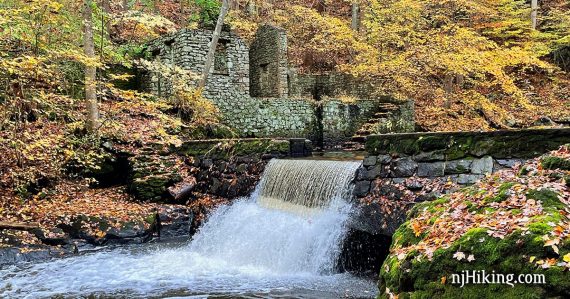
[445,159,472,174]
[364,165,385,180]
[471,156,494,174]
[391,178,406,184]
[354,180,371,197]
[377,155,392,164]
[391,157,418,177]
[417,162,445,177]
[363,156,377,167]
[414,151,445,162]
[496,159,525,168]
[454,174,484,185]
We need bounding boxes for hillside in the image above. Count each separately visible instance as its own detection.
[2,1,568,133]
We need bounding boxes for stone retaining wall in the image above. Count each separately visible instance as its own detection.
[213,96,405,146]
[180,139,291,199]
[354,128,570,196]
[144,26,415,146]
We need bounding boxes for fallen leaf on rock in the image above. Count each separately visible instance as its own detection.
[453,251,466,261]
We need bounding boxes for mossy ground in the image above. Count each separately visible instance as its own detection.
[379,147,570,298]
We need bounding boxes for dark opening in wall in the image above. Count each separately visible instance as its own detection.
[214,39,229,75]
[337,229,392,277]
[313,83,325,149]
[164,39,174,47]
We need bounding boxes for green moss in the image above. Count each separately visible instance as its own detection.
[518,166,530,176]
[528,222,551,235]
[176,139,290,159]
[446,137,473,160]
[381,222,570,298]
[431,197,450,206]
[483,182,515,204]
[463,200,474,210]
[417,135,449,152]
[526,189,564,209]
[528,209,564,236]
[144,214,156,224]
[391,138,420,155]
[540,156,570,170]
[392,224,424,248]
[407,197,449,218]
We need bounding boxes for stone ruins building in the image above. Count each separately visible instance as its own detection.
[144,25,414,146]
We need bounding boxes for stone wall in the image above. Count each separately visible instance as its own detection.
[127,138,296,202]
[213,97,406,146]
[321,99,377,145]
[175,138,292,199]
[288,72,377,99]
[355,128,570,197]
[213,96,317,139]
[249,25,288,97]
[145,28,250,99]
[349,128,570,239]
[144,26,416,146]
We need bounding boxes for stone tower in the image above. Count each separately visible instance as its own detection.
[249,25,289,98]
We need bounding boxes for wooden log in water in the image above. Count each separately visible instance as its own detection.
[0,221,40,231]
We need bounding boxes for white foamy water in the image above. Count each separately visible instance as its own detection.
[0,159,376,298]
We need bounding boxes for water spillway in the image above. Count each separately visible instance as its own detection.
[258,159,362,213]
[0,159,376,298]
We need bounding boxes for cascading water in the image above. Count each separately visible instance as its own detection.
[0,159,376,298]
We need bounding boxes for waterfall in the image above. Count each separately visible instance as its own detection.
[257,159,362,213]
[189,159,362,274]
[0,159,374,298]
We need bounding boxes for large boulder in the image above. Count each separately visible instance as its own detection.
[379,146,570,298]
[127,148,182,201]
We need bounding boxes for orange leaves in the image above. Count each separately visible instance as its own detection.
[391,146,570,262]
[411,220,424,237]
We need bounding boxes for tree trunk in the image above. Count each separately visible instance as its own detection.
[101,0,111,33]
[83,0,99,132]
[531,0,538,30]
[351,2,360,31]
[443,73,454,109]
[316,0,326,13]
[247,0,257,17]
[198,0,230,89]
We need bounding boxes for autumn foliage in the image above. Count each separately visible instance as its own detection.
[380,146,570,297]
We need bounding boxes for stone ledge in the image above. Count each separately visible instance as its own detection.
[365,128,570,159]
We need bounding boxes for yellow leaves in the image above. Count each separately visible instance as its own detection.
[411,220,423,237]
[535,258,558,269]
[93,229,106,239]
[563,253,570,263]
[109,73,134,82]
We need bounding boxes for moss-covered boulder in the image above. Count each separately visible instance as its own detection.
[541,156,570,171]
[379,146,570,298]
[127,148,182,201]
